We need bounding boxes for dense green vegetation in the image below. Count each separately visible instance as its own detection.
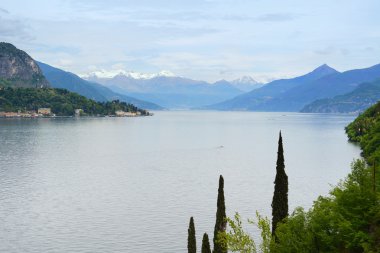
[346,101,380,165]
[272,158,379,252]
[0,74,47,88]
[0,87,150,116]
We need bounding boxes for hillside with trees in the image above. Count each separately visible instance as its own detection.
[0,87,150,116]
[346,100,380,165]
[301,79,380,113]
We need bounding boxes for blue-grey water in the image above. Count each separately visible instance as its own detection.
[0,111,361,252]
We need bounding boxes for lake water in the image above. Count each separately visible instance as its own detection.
[0,111,361,252]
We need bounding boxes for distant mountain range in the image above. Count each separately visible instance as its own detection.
[0,42,263,110]
[301,79,380,113]
[203,64,380,112]
[82,69,176,80]
[84,71,262,109]
[2,41,379,114]
[37,62,163,110]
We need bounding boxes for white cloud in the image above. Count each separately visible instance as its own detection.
[1,0,379,82]
[0,11,34,41]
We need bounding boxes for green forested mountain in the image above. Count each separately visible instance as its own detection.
[301,79,380,113]
[0,87,149,116]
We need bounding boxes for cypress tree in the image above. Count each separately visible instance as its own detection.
[271,131,288,236]
[213,175,227,253]
[202,233,211,253]
[188,217,196,253]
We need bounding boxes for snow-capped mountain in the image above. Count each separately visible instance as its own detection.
[81,69,175,80]
[231,76,259,85]
[229,76,263,92]
[82,69,247,109]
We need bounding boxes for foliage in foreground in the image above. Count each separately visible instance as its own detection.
[217,212,272,253]
[274,159,379,253]
[220,101,380,252]
[220,159,380,252]
[346,100,380,165]
[0,87,149,116]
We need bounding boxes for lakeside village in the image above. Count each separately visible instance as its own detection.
[0,108,146,118]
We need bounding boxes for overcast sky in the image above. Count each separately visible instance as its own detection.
[0,0,379,82]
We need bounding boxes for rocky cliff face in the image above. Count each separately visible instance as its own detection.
[0,42,49,88]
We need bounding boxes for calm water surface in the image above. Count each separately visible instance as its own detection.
[0,111,361,252]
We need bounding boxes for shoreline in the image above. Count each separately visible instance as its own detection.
[0,114,153,119]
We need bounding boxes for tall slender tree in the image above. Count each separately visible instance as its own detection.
[271,131,288,236]
[188,217,196,253]
[202,233,211,253]
[213,175,227,253]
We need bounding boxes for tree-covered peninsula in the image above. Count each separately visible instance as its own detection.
[0,87,150,116]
